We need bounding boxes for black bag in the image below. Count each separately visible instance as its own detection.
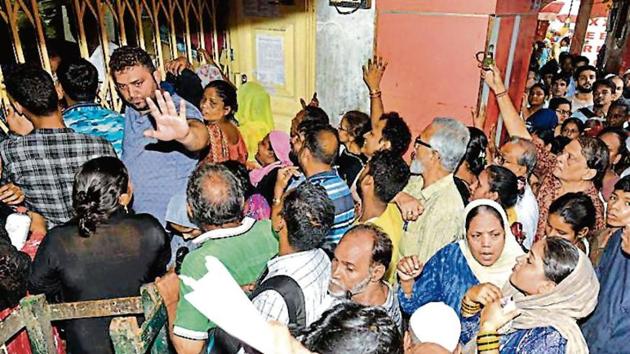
[210,275,305,354]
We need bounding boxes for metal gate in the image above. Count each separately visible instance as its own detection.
[0,0,227,111]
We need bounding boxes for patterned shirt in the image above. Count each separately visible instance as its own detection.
[252,248,331,326]
[400,174,465,262]
[122,94,203,225]
[0,128,115,226]
[398,243,478,319]
[532,140,605,241]
[289,170,355,248]
[460,313,567,353]
[63,102,125,156]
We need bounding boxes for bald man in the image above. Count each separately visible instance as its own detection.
[274,121,355,251]
[326,224,402,330]
[156,163,278,354]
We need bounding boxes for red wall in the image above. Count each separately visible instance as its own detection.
[376,0,540,139]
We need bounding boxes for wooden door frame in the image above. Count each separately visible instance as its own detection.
[226,0,316,97]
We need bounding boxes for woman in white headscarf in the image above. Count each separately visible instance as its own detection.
[398,199,524,320]
[459,236,599,354]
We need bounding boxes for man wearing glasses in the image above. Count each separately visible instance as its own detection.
[394,117,470,263]
[493,137,539,250]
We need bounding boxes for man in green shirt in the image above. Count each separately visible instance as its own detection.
[157,163,278,354]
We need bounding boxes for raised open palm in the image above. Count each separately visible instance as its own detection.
[144,90,190,142]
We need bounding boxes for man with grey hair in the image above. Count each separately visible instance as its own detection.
[494,137,539,249]
[393,117,470,262]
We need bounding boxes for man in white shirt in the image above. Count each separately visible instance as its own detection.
[568,65,597,114]
[253,182,334,327]
[494,137,539,249]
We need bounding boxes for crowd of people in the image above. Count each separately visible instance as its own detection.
[0,42,629,354]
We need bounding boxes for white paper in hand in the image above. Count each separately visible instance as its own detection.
[181,256,274,353]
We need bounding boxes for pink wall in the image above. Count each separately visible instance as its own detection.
[376,0,540,139]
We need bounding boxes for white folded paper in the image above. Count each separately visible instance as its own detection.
[180,256,274,353]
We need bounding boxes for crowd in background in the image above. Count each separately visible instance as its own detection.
[0,40,629,354]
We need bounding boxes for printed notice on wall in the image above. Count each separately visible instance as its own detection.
[256,34,285,86]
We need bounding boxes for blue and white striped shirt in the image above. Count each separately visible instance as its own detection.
[289,170,355,248]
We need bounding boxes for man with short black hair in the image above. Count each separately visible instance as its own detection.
[58,58,124,155]
[356,150,410,283]
[156,163,278,354]
[290,105,329,140]
[567,65,597,112]
[302,302,403,354]
[572,79,616,121]
[0,64,115,226]
[551,74,569,98]
[327,224,403,330]
[361,112,412,158]
[109,46,209,225]
[251,183,334,326]
[275,122,354,250]
[607,100,630,128]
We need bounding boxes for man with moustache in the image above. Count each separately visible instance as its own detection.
[273,121,354,251]
[393,117,470,263]
[567,65,597,113]
[109,46,209,225]
[326,224,402,330]
[572,79,617,122]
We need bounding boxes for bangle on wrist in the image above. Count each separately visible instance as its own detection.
[476,330,500,352]
[495,90,508,98]
[461,297,481,317]
[369,90,382,98]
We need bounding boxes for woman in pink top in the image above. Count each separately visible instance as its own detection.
[200,80,248,164]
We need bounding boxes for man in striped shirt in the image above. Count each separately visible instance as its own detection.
[273,120,355,252]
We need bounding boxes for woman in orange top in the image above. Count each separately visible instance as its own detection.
[200,80,248,164]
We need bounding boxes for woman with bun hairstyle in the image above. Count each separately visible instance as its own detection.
[29,156,170,354]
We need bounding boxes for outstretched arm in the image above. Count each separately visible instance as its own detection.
[144,90,210,152]
[481,65,531,140]
[363,56,388,129]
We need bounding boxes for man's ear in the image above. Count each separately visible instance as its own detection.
[577,226,590,239]
[12,101,24,116]
[582,168,597,181]
[55,84,65,101]
[381,139,391,151]
[370,263,386,282]
[488,190,500,202]
[273,216,286,233]
[364,174,375,187]
[152,70,162,85]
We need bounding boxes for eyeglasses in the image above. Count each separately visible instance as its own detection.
[494,154,505,166]
[555,109,571,116]
[414,137,432,149]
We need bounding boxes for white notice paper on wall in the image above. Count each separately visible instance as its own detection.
[256,34,285,86]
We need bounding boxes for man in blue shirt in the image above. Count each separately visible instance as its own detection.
[58,58,125,155]
[273,120,354,251]
[109,46,209,225]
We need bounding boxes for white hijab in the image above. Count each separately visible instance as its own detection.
[458,199,524,288]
